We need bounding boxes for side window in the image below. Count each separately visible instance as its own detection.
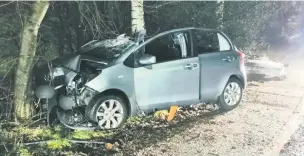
[143,32,191,64]
[123,52,136,68]
[217,33,231,51]
[194,31,219,54]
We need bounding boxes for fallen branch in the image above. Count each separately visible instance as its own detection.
[22,139,105,146]
[69,140,105,145]
[0,121,20,126]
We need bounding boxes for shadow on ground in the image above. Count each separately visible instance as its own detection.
[247,74,286,84]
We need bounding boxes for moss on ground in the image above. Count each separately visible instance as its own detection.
[70,130,115,140]
[2,109,177,155]
[125,115,152,126]
[11,125,62,141]
[46,139,71,151]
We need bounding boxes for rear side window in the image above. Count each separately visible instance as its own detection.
[194,30,232,54]
[217,33,231,51]
[194,31,219,54]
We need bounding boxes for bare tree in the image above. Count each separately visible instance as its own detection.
[13,0,49,120]
[131,0,145,34]
[216,0,224,30]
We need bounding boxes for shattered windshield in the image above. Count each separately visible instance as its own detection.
[78,34,135,60]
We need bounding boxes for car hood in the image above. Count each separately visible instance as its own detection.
[51,53,109,72]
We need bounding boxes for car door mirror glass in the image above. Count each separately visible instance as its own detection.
[139,54,156,65]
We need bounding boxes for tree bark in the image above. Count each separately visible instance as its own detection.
[216,0,224,30]
[13,0,49,120]
[131,0,145,34]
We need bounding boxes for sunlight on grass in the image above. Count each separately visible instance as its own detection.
[46,139,71,151]
[71,130,115,140]
[11,125,63,141]
[18,148,32,156]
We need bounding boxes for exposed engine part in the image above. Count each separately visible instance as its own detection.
[65,71,78,85]
[58,69,98,110]
[78,88,97,106]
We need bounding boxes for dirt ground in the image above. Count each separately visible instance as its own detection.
[130,49,304,156]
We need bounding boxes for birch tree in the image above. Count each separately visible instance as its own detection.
[131,0,145,34]
[216,0,224,30]
[13,0,49,119]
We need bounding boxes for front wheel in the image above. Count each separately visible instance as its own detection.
[218,78,243,111]
[91,95,128,129]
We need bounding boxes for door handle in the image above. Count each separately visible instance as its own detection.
[222,56,234,62]
[184,64,192,70]
[184,63,199,70]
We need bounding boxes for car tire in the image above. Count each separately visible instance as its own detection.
[91,95,128,130]
[218,77,243,111]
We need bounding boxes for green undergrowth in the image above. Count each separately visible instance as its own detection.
[125,115,153,126]
[5,124,119,152]
[18,148,32,156]
[46,138,71,151]
[3,113,169,155]
[71,130,115,140]
[11,125,63,141]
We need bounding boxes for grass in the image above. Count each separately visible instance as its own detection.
[18,148,32,156]
[11,125,62,141]
[1,109,206,155]
[70,130,115,140]
[46,139,71,151]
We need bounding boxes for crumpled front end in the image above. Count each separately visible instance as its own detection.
[33,61,102,128]
[34,61,101,109]
[33,34,134,129]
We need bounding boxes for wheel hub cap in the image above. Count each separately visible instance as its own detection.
[224,82,241,106]
[96,99,124,129]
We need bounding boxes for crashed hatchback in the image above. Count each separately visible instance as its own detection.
[34,27,247,130]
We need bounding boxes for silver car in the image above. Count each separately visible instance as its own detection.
[34,27,247,130]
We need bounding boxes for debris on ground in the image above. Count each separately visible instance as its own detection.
[154,110,169,121]
[167,106,179,121]
[246,56,286,79]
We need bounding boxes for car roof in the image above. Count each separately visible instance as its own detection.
[153,27,220,37]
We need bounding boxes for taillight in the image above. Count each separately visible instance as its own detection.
[236,51,245,65]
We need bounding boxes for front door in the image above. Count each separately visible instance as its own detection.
[134,31,200,111]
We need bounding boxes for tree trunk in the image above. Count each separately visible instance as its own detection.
[13,0,49,120]
[131,0,145,34]
[216,0,224,30]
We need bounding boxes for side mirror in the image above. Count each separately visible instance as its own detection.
[139,54,156,65]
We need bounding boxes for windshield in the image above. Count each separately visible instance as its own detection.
[78,34,135,60]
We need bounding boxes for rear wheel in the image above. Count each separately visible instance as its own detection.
[92,95,128,129]
[219,77,243,111]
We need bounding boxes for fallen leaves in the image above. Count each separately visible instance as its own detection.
[154,110,169,121]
